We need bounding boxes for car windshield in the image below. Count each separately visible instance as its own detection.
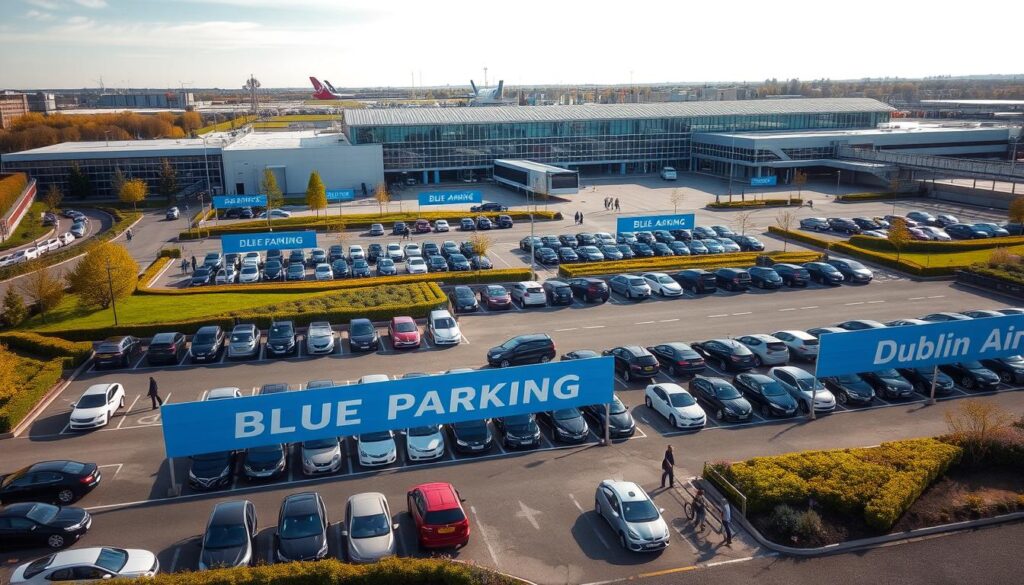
[875,369,901,378]
[837,374,862,384]
[486,286,506,296]
[657,276,674,284]
[714,384,742,399]
[194,333,215,344]
[351,513,391,539]
[269,325,291,337]
[433,318,456,329]
[242,266,258,274]
[622,499,660,523]
[424,508,465,525]
[627,278,645,286]
[963,361,985,369]
[552,409,579,420]
[247,446,282,462]
[394,321,417,333]
[204,522,248,549]
[95,548,129,573]
[609,397,627,414]
[96,343,122,353]
[668,393,697,407]
[25,503,58,524]
[76,394,108,408]
[408,424,440,436]
[361,431,392,442]
[302,438,337,450]
[280,512,323,539]
[351,323,374,336]
[796,377,824,391]
[231,332,253,342]
[759,381,787,396]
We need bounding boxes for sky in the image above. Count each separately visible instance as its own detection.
[0,0,1021,90]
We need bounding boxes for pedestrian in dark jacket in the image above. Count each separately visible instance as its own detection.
[190,256,197,271]
[660,445,675,488]
[148,377,163,409]
[579,212,584,224]
[614,198,621,211]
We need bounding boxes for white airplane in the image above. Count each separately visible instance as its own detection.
[469,79,505,106]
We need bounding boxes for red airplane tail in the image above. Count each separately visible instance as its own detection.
[309,76,333,99]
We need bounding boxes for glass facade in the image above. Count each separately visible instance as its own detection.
[347,111,890,174]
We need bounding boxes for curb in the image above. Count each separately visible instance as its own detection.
[1,352,94,439]
[450,559,538,585]
[698,478,1024,557]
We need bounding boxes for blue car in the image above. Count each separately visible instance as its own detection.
[945,223,988,240]
[701,239,725,254]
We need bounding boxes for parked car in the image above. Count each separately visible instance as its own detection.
[859,369,915,400]
[405,425,445,461]
[276,492,329,562]
[693,338,756,371]
[980,355,1024,384]
[803,261,844,285]
[451,285,480,313]
[199,500,257,569]
[673,269,717,293]
[539,408,590,443]
[376,258,398,276]
[428,309,461,345]
[286,264,306,281]
[771,330,819,361]
[147,332,187,365]
[190,326,225,362]
[647,342,705,376]
[407,482,470,549]
[434,220,450,232]
[348,318,380,352]
[768,366,836,413]
[826,258,873,283]
[689,376,752,422]
[447,253,471,271]
[822,374,876,405]
[447,419,493,454]
[351,259,371,277]
[603,346,660,381]
[556,247,578,264]
[945,223,988,240]
[331,259,350,278]
[645,383,706,430]
[480,284,512,310]
[582,394,636,438]
[93,336,143,368]
[748,266,783,289]
[9,547,159,583]
[939,361,1001,390]
[735,334,790,366]
[800,217,830,231]
[510,281,547,307]
[239,264,261,283]
[227,324,260,359]
[487,334,556,367]
[265,321,296,357]
[608,274,652,300]
[191,267,213,286]
[733,373,799,418]
[973,222,1009,237]
[356,431,397,466]
[343,492,397,563]
[263,260,284,281]
[388,316,421,349]
[827,217,861,234]
[642,272,683,297]
[0,460,101,505]
[898,367,956,396]
[305,321,336,355]
[770,263,810,287]
[542,280,574,305]
[714,267,751,291]
[567,277,609,303]
[243,444,287,480]
[68,384,125,431]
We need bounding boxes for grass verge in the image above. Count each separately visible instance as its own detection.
[0,202,51,253]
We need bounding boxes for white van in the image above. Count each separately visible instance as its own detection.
[660,166,678,181]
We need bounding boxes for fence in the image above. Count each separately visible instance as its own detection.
[702,461,748,516]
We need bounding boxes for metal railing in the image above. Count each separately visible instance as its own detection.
[838,146,1024,182]
[702,461,748,516]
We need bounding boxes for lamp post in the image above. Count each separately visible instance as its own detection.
[835,170,842,197]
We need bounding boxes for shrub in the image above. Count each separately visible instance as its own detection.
[158,247,182,259]
[766,226,835,249]
[138,257,173,289]
[707,198,802,209]
[768,504,801,538]
[557,251,823,278]
[836,191,923,202]
[849,234,1024,255]
[796,509,825,540]
[0,359,63,433]
[0,331,93,368]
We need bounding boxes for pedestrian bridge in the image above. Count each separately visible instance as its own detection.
[838,146,1024,183]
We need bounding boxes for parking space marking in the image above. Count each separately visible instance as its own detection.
[583,325,605,329]
[636,320,656,325]
[732,311,752,316]
[460,333,471,344]
[908,296,926,300]
[844,301,865,306]
[778,308,796,312]
[708,314,728,318]
[217,350,228,364]
[130,353,148,370]
[555,327,578,332]
[614,375,628,388]
[927,295,945,299]
[199,390,209,402]
[117,395,141,429]
[97,463,123,479]
[469,505,501,568]
[168,545,182,573]
[659,318,679,323]
[867,300,885,304]
[569,492,611,549]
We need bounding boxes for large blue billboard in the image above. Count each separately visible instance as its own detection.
[616,213,695,234]
[213,195,268,209]
[750,176,778,187]
[161,358,615,457]
[816,315,1024,377]
[221,231,318,254]
[418,190,483,206]
[326,189,355,202]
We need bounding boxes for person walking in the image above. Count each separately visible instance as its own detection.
[126,228,133,242]
[693,488,707,531]
[660,445,675,488]
[190,255,197,272]
[147,376,163,410]
[578,212,584,224]
[722,500,733,545]
[574,211,581,225]
[614,198,620,211]
[180,257,189,275]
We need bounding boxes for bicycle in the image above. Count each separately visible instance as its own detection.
[683,500,695,521]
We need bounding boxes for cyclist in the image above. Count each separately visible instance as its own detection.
[693,488,707,531]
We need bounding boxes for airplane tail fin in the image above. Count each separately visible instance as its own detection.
[323,80,339,93]
[309,76,324,91]
[470,80,478,96]
[496,80,504,99]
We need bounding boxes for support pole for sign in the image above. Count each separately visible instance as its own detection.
[927,364,938,406]
[167,457,180,497]
[808,359,818,421]
[603,403,611,446]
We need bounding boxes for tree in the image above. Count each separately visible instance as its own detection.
[1009,197,1024,226]
[43,184,63,213]
[67,162,92,199]
[18,262,64,323]
[945,400,1015,464]
[775,210,796,252]
[66,242,139,310]
[732,210,755,235]
[1,287,27,328]
[110,167,127,199]
[305,171,327,218]
[887,216,912,263]
[260,168,283,214]
[374,183,391,216]
[119,179,147,211]
[669,188,684,214]
[157,158,179,206]
[469,232,492,281]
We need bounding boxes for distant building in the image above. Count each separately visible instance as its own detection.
[95,91,194,109]
[0,92,30,129]
[27,92,57,114]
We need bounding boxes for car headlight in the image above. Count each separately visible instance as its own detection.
[456,439,469,447]
[332,453,341,462]
[722,406,735,414]
[304,458,314,466]
[627,529,640,539]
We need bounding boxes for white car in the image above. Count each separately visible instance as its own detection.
[348,245,365,261]
[772,330,819,361]
[314,263,334,281]
[434,219,450,232]
[12,247,38,263]
[594,232,616,246]
[406,256,428,274]
[343,492,398,563]
[10,547,159,584]
[0,254,13,268]
[358,374,391,384]
[644,383,706,429]
[404,243,422,258]
[44,238,62,251]
[595,480,670,552]
[510,281,546,307]
[641,272,683,297]
[735,334,790,366]
[69,383,125,430]
[919,226,952,241]
[428,309,461,345]
[239,264,261,283]
[206,387,243,400]
[243,251,263,267]
[357,431,397,467]
[34,243,49,257]
[301,436,343,475]
[768,366,836,413]
[405,424,445,461]
[386,242,404,262]
[57,232,75,246]
[306,321,336,355]
[258,209,291,219]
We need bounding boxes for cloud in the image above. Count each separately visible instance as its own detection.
[25,0,60,9]
[73,0,108,7]
[25,9,55,20]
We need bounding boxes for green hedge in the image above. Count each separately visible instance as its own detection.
[0,359,63,434]
[707,198,803,209]
[121,557,518,585]
[837,191,922,202]
[0,331,93,368]
[829,241,951,277]
[557,251,823,278]
[138,257,173,289]
[766,225,837,249]
[707,438,962,532]
[849,234,1024,254]
[158,247,182,259]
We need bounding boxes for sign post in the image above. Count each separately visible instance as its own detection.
[928,364,939,406]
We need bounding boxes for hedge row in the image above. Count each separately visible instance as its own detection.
[0,207,140,281]
[45,282,450,341]
[766,225,836,249]
[121,557,519,585]
[849,234,1024,254]
[137,268,533,295]
[556,251,823,278]
[138,257,173,289]
[836,191,922,202]
[706,198,803,209]
[0,359,63,434]
[709,438,962,531]
[158,247,182,259]
[0,331,93,368]
[829,241,952,277]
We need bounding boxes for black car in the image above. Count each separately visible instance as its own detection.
[920,311,971,323]
[836,319,887,331]
[535,247,559,265]
[0,460,101,505]
[448,253,471,271]
[772,263,810,287]
[647,342,706,376]
[714,267,751,291]
[422,242,440,257]
[940,361,1000,390]
[348,318,380,352]
[540,408,589,443]
[803,261,844,285]
[827,258,873,283]
[267,321,297,357]
[494,414,541,449]
[821,374,875,405]
[471,202,508,212]
[667,242,690,257]
[581,395,636,438]
[732,234,765,251]
[497,215,514,228]
[852,217,883,231]
[329,245,345,262]
[540,235,562,250]
[652,242,674,257]
[147,332,187,365]
[0,502,91,549]
[331,259,350,278]
[615,244,636,259]
[630,242,655,257]
[733,373,799,418]
[94,335,143,368]
[897,367,956,396]
[266,249,283,264]
[448,420,493,454]
[576,232,598,246]
[748,266,783,289]
[427,256,449,272]
[567,277,609,303]
[476,216,492,230]
[519,236,543,252]
[190,325,225,363]
[191,267,213,286]
[459,218,475,231]
[263,260,285,281]
[673,269,717,293]
[557,247,579,263]
[980,355,1024,384]
[945,223,988,240]
[200,500,257,569]
[543,280,574,305]
[367,243,384,264]
[827,217,861,234]
[287,249,306,267]
[635,231,655,244]
[243,444,287,480]
[557,234,579,249]
[688,377,753,422]
[602,346,659,382]
[487,334,556,367]
[392,221,409,235]
[188,451,236,491]
[351,259,371,277]
[859,369,915,400]
[275,492,328,562]
[693,339,756,371]
[470,255,492,270]
[259,383,290,395]
[451,285,480,313]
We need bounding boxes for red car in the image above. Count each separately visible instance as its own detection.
[415,219,432,233]
[388,316,421,349]
[407,482,470,549]
[480,284,512,310]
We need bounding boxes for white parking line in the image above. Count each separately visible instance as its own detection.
[199,390,209,402]
[708,314,728,318]
[614,375,628,388]
[636,321,656,325]
[778,308,796,312]
[555,327,578,332]
[659,318,679,323]
[908,296,925,300]
[117,395,140,429]
[460,333,471,344]
[799,306,819,310]
[732,312,752,316]
[583,325,605,329]
[927,295,945,299]
[844,301,864,306]
[867,300,886,304]
[97,463,124,479]
[469,505,501,569]
[569,493,611,549]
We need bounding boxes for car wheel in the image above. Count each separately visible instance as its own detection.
[540,355,551,363]
[716,409,724,421]
[760,403,771,417]
[837,391,848,405]
[669,415,678,428]
[999,371,1012,384]
[961,376,975,389]
[47,534,66,549]
[645,396,652,408]
[119,396,125,408]
[57,489,74,504]
[500,359,511,368]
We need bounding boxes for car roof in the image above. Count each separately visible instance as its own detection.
[604,480,649,502]
[0,502,46,516]
[415,482,461,511]
[429,309,453,319]
[621,345,647,356]
[391,316,415,324]
[29,460,79,472]
[359,374,390,383]
[152,332,180,343]
[654,382,686,394]
[231,324,256,332]
[775,366,815,378]
[776,330,814,340]
[82,383,115,396]
[44,548,107,568]
[207,387,240,398]
[348,492,387,516]
[211,500,249,523]
[283,492,321,515]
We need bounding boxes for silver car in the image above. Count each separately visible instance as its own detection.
[608,274,652,300]
[343,492,398,563]
[595,480,670,552]
[768,366,836,413]
[227,324,260,359]
[736,334,790,366]
[301,436,343,475]
[305,321,336,355]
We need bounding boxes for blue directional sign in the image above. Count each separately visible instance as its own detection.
[616,213,695,234]
[750,176,778,187]
[161,358,615,457]
[213,195,268,209]
[816,315,1024,377]
[418,190,483,206]
[220,231,318,254]
[326,189,355,202]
